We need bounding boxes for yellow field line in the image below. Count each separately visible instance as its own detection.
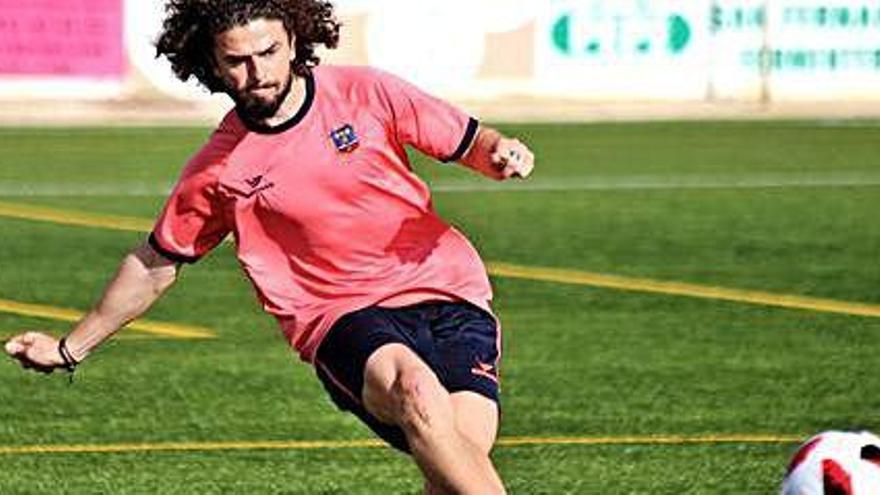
[0,434,801,455]
[2,200,878,319]
[0,200,151,233]
[487,262,880,318]
[495,434,802,447]
[0,298,213,339]
[0,439,384,455]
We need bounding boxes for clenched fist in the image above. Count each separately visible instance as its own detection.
[5,332,67,374]
[491,138,535,179]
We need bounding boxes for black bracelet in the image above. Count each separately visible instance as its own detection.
[58,337,79,373]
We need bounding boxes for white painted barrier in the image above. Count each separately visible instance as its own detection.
[0,0,878,106]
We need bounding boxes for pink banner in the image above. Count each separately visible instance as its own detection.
[0,0,123,77]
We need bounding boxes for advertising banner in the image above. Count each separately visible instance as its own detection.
[710,0,880,100]
[0,0,124,97]
[0,0,123,76]
[534,0,712,99]
[765,0,880,100]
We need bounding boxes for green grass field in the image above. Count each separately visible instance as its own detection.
[0,120,878,493]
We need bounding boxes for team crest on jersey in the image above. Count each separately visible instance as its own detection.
[330,124,359,153]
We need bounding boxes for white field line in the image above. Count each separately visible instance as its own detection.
[0,182,174,197]
[1,171,879,196]
[815,119,880,128]
[431,172,880,193]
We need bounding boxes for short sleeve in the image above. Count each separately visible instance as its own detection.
[149,144,232,264]
[376,70,479,163]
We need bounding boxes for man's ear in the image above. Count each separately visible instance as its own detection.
[289,34,297,62]
[208,47,222,79]
[207,55,226,92]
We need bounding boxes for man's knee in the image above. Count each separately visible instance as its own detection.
[362,344,451,431]
[391,366,452,435]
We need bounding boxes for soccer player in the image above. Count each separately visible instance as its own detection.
[4,1,534,493]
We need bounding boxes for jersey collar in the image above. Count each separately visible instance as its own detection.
[236,70,315,135]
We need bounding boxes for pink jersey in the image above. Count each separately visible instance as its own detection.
[150,65,494,362]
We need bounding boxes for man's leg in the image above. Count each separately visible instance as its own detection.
[451,391,499,451]
[424,391,501,495]
[362,343,505,494]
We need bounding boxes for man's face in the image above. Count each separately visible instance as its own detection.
[213,18,295,120]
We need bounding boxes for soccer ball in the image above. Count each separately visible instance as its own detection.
[781,431,880,494]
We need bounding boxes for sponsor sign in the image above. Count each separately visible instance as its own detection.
[0,0,123,77]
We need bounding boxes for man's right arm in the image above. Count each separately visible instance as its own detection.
[4,240,179,372]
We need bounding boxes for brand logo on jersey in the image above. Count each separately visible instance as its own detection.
[241,174,274,197]
[330,124,359,153]
[470,361,498,383]
[245,175,264,188]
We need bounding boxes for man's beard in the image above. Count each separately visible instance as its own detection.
[232,74,294,121]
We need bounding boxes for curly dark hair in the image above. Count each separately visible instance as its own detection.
[155,0,341,93]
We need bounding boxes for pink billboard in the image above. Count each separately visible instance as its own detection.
[0,0,124,77]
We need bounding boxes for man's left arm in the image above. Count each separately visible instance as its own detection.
[458,126,535,181]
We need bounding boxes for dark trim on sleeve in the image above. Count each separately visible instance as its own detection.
[442,117,479,163]
[148,233,200,264]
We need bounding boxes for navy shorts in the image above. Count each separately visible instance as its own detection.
[313,301,501,453]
